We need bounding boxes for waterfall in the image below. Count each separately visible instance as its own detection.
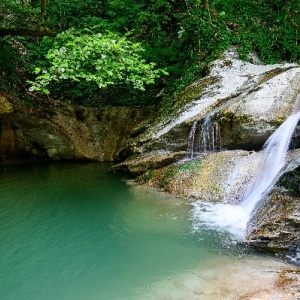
[186,89,255,158]
[187,117,220,158]
[241,111,300,214]
[191,109,300,238]
[187,121,197,158]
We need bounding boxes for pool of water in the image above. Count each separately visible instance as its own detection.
[0,162,291,300]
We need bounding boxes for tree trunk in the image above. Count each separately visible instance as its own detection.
[36,0,47,30]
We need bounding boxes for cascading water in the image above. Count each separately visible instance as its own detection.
[187,117,220,158]
[187,121,197,158]
[186,90,253,159]
[241,111,300,215]
[191,109,300,238]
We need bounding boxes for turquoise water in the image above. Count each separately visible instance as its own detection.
[0,162,274,300]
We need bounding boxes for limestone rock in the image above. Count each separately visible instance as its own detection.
[246,188,300,252]
[127,48,300,156]
[110,151,187,177]
[137,150,259,204]
[0,95,152,161]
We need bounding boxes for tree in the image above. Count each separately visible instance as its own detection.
[29,29,168,94]
[1,0,299,107]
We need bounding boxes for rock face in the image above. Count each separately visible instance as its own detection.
[110,151,187,177]
[246,188,300,252]
[124,48,300,156]
[0,94,152,162]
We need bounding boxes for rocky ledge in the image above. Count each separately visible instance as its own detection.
[119,47,300,158]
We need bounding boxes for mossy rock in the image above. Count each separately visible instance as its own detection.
[277,166,300,197]
[173,76,220,108]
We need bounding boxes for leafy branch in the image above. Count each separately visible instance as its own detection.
[29,29,168,94]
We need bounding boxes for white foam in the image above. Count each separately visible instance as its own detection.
[191,201,248,239]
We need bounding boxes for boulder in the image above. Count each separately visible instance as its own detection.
[110,151,187,177]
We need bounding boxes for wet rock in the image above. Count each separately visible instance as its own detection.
[136,150,259,203]
[277,166,300,197]
[246,189,300,253]
[246,150,300,253]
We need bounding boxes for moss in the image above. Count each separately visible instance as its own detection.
[176,159,203,173]
[218,111,253,124]
[260,68,289,84]
[278,166,300,197]
[136,158,203,191]
[137,169,155,183]
[159,166,177,188]
[135,164,175,188]
[173,76,219,108]
[271,119,286,127]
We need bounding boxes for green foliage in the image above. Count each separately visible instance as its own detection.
[1,0,300,107]
[45,0,106,31]
[210,0,300,63]
[0,0,39,28]
[29,28,167,95]
[0,38,22,90]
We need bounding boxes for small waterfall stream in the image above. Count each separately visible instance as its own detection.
[191,109,300,238]
[187,117,220,158]
[187,89,252,158]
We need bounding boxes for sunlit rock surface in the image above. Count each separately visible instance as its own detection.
[124,47,300,155]
[135,150,259,204]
